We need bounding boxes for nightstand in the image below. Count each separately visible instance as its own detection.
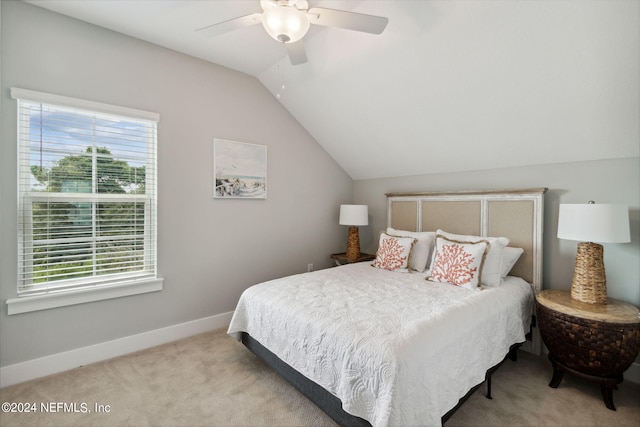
[536,289,640,410]
[330,252,375,266]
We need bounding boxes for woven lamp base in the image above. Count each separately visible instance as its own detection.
[570,242,607,305]
[345,226,361,262]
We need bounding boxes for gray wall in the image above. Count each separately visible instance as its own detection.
[354,157,640,306]
[0,1,352,367]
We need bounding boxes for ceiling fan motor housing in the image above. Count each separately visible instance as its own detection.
[261,3,310,43]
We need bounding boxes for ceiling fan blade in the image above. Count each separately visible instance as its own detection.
[307,8,388,34]
[196,13,262,38]
[286,40,308,65]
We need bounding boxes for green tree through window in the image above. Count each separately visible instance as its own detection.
[29,147,147,283]
[30,146,146,194]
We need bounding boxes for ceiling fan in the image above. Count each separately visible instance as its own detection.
[196,0,389,65]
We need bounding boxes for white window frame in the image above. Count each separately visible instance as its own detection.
[7,88,163,315]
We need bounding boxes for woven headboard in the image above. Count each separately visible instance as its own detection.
[386,188,547,354]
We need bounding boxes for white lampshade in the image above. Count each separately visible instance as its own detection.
[557,203,630,243]
[262,5,310,43]
[339,205,368,226]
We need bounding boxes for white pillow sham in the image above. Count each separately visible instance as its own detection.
[500,247,524,278]
[386,227,435,272]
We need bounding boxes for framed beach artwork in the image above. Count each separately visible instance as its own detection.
[213,139,267,199]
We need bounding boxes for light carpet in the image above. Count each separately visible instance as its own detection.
[1,328,638,427]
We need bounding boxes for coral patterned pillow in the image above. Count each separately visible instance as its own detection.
[429,235,489,290]
[373,233,417,272]
[435,229,508,287]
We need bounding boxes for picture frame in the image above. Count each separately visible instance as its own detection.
[213,139,267,199]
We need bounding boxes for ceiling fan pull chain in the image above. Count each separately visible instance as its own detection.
[276,56,286,99]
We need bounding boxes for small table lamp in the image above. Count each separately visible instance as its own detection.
[339,204,368,262]
[557,202,630,304]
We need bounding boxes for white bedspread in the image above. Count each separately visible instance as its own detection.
[228,262,533,427]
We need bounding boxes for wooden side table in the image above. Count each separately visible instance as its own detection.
[330,252,375,266]
[536,289,640,410]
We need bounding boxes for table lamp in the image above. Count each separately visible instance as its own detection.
[339,205,368,262]
[557,202,630,304]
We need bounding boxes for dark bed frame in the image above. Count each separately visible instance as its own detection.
[241,331,525,426]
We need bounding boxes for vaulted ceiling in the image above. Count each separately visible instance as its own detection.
[25,0,639,180]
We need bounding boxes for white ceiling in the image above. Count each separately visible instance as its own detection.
[25,0,639,180]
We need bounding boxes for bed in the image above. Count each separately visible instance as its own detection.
[228,188,547,427]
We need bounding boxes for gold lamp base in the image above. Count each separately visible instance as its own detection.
[570,242,607,305]
[345,226,361,262]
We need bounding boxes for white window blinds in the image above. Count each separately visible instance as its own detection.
[12,88,159,296]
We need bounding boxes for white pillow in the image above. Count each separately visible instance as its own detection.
[373,233,417,272]
[386,227,435,272]
[429,235,489,290]
[500,247,524,278]
[435,230,509,287]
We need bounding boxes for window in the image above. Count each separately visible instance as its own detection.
[11,88,160,306]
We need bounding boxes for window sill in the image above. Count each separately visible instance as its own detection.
[6,278,164,315]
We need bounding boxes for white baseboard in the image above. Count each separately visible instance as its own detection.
[0,311,233,388]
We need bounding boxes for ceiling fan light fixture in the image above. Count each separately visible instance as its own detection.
[262,5,310,43]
